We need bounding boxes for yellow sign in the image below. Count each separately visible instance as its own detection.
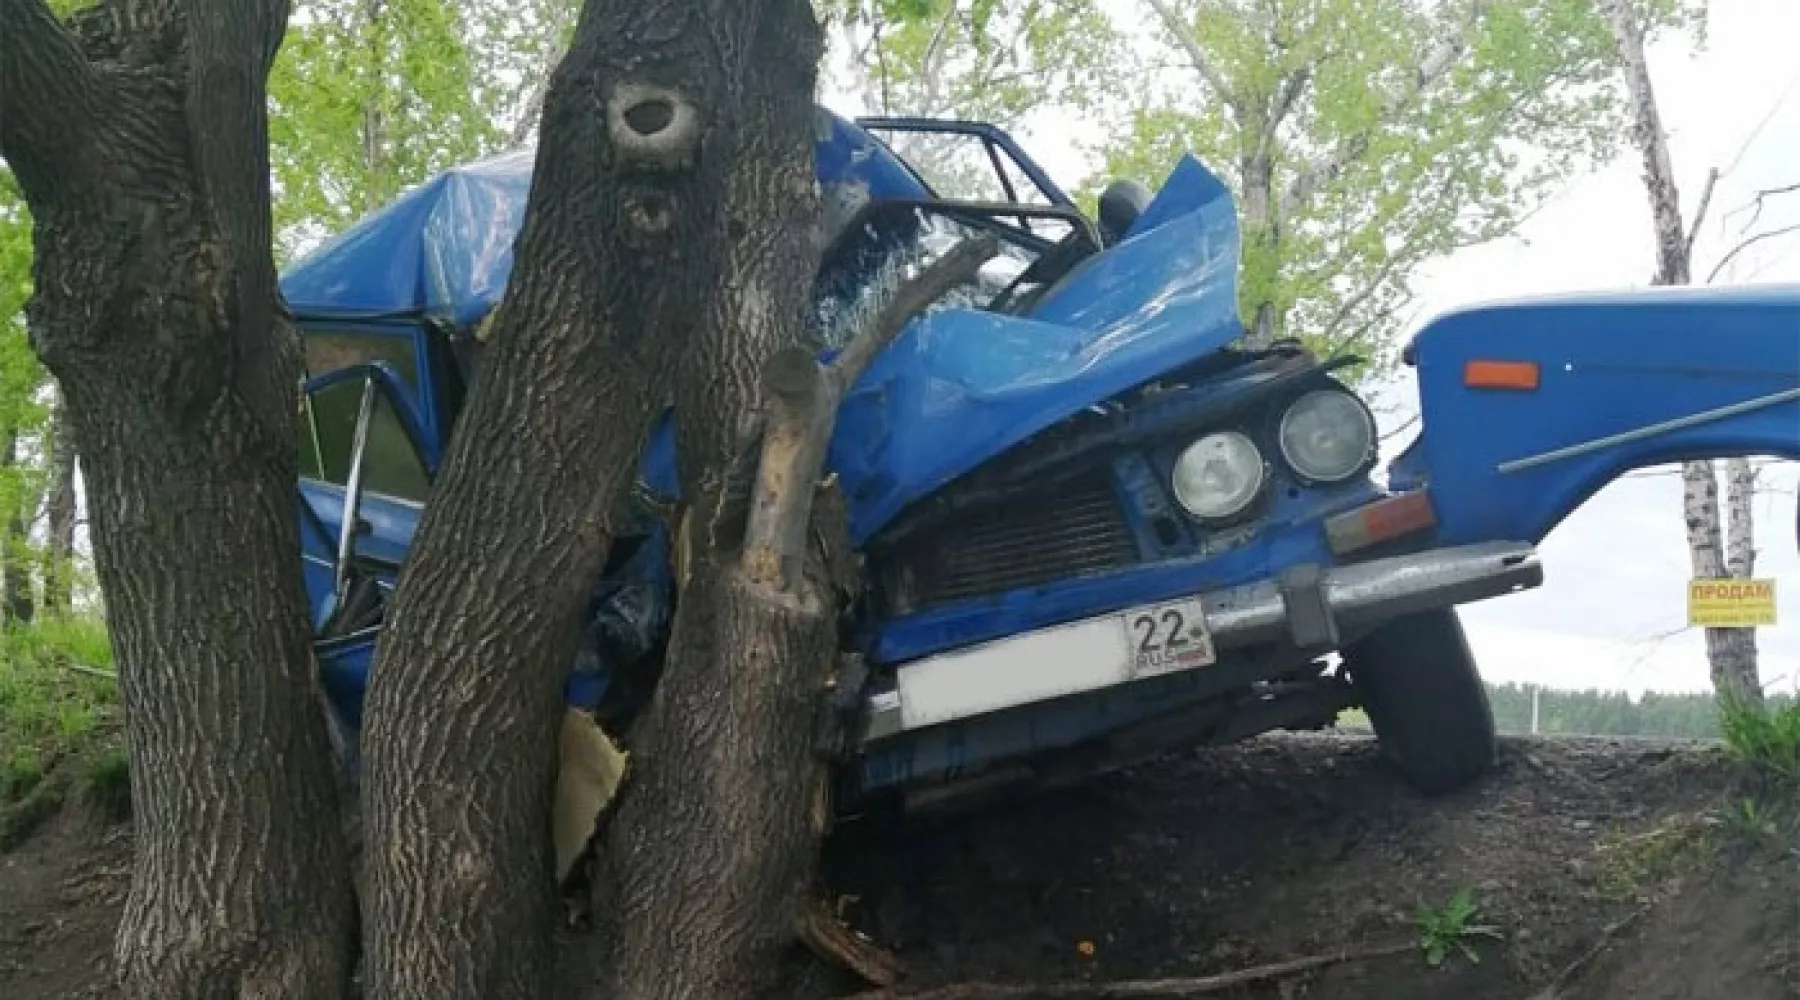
[1687,579,1777,628]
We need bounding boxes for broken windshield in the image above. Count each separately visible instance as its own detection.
[809,200,1087,351]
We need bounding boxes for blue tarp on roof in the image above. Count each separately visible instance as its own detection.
[278,109,929,326]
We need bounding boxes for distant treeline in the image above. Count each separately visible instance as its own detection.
[1486,682,1800,739]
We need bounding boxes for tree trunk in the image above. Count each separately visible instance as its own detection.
[354,1,820,996]
[1602,0,1762,709]
[0,431,34,624]
[42,383,76,614]
[1238,145,1280,349]
[590,3,831,996]
[0,2,357,996]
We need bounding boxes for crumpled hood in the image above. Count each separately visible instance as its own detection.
[640,154,1244,542]
[826,154,1244,540]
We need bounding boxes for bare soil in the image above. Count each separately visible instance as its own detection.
[4,734,1795,999]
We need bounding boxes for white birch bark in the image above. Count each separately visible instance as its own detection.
[1602,0,1762,708]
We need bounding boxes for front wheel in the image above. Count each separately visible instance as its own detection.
[1343,606,1496,795]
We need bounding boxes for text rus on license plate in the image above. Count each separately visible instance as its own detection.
[1123,598,1216,678]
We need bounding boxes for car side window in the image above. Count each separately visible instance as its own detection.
[298,330,432,504]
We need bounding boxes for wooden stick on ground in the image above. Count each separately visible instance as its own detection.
[1523,905,1650,1000]
[847,940,1417,999]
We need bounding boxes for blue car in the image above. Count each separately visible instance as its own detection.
[283,111,1800,812]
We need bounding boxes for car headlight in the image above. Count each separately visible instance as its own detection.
[1278,389,1376,483]
[1171,431,1266,521]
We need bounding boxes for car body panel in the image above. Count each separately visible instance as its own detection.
[1391,284,1800,545]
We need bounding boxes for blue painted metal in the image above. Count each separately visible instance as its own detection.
[279,110,930,328]
[1390,284,1800,545]
[865,464,1377,665]
[829,155,1242,541]
[626,153,1244,543]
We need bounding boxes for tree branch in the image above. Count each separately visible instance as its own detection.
[1142,0,1239,108]
[0,0,100,191]
[851,940,1417,999]
[1684,167,1718,259]
[741,235,999,589]
[1705,222,1800,284]
[1728,180,1800,235]
[1279,0,1489,220]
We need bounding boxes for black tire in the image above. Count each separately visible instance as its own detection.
[1343,606,1496,795]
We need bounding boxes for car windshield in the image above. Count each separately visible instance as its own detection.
[809,201,1079,351]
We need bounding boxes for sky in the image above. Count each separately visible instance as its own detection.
[822,0,1800,698]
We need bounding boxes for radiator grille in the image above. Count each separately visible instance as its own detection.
[876,471,1139,613]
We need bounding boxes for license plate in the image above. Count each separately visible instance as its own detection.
[1122,598,1216,678]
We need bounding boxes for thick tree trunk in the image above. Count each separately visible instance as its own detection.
[354,1,815,996]
[591,4,831,996]
[0,2,357,996]
[1602,0,1762,709]
[42,384,76,614]
[0,431,35,624]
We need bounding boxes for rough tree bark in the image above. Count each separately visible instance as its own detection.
[42,384,77,613]
[0,1,357,996]
[591,71,1001,1000]
[1602,0,1762,710]
[584,6,831,991]
[354,0,822,996]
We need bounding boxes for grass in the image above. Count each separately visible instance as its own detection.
[1414,887,1503,968]
[0,614,123,846]
[1718,696,1800,792]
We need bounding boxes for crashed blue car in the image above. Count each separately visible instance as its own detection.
[284,110,1800,811]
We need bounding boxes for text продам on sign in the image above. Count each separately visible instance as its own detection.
[1687,578,1778,628]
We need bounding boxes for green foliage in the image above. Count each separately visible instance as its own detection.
[268,0,578,262]
[1486,682,1799,740]
[0,615,116,846]
[1718,697,1800,791]
[1085,0,1708,372]
[1414,887,1503,968]
[835,0,1119,123]
[0,617,117,795]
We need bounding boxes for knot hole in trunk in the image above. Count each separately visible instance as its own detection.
[607,84,700,172]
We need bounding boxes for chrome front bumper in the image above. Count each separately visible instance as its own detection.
[861,540,1543,740]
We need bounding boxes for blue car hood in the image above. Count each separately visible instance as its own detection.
[832,156,1242,538]
[643,153,1245,541]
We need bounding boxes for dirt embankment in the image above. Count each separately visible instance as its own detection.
[4,734,1796,999]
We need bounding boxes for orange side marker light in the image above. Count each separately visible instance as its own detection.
[1464,359,1540,391]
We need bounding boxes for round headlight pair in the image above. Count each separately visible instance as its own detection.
[1169,388,1375,521]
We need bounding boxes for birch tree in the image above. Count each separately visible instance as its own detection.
[1094,0,1687,364]
[1601,0,1767,710]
